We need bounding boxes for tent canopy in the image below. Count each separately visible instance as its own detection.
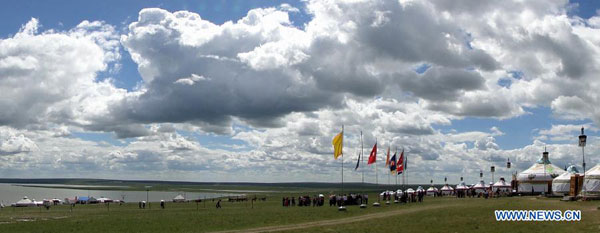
[583,164,600,196]
[456,181,469,190]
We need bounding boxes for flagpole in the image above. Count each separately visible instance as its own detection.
[406,150,408,189]
[395,147,398,187]
[403,148,405,190]
[361,131,364,184]
[375,138,380,204]
[388,147,390,187]
[341,125,344,195]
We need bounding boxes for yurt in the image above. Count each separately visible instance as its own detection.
[173,194,186,203]
[473,180,487,194]
[552,165,580,196]
[455,181,469,191]
[405,188,415,194]
[517,150,565,194]
[492,177,512,193]
[13,196,36,207]
[416,186,425,193]
[440,184,454,195]
[395,189,403,197]
[426,187,438,196]
[582,164,600,197]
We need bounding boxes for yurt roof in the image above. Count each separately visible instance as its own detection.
[554,165,582,182]
[440,184,454,190]
[517,151,565,181]
[456,181,469,190]
[16,197,33,204]
[473,180,487,189]
[585,164,600,179]
[493,178,511,187]
[426,186,438,192]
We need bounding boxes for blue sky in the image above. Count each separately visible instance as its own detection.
[1,0,600,182]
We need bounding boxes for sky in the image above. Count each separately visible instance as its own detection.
[1,0,600,184]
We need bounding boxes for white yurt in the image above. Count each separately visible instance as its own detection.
[455,181,469,191]
[14,196,36,207]
[582,164,600,197]
[492,177,512,192]
[395,189,403,197]
[172,194,186,203]
[517,150,565,194]
[426,187,438,196]
[440,184,454,195]
[416,186,425,193]
[552,165,580,196]
[473,180,488,194]
[405,188,415,194]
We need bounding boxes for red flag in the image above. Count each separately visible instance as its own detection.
[367,143,377,164]
[397,150,404,174]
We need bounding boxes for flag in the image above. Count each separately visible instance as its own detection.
[332,132,343,160]
[389,153,397,173]
[367,143,377,164]
[397,150,404,174]
[385,147,390,166]
[354,151,360,170]
[404,150,407,169]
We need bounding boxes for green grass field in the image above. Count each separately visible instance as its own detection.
[0,192,598,233]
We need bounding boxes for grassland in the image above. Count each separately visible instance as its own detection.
[0,191,598,233]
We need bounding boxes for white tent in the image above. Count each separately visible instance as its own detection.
[552,165,580,196]
[97,197,113,203]
[13,196,36,207]
[405,188,415,194]
[582,164,600,197]
[416,186,425,193]
[440,184,454,195]
[517,151,565,194]
[426,187,437,196]
[455,181,469,191]
[395,189,403,197]
[492,177,512,192]
[173,194,186,203]
[473,180,488,194]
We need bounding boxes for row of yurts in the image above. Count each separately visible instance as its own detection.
[429,150,600,197]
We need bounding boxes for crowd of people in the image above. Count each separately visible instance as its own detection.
[455,189,512,198]
[328,193,369,206]
[279,186,515,209]
[382,191,425,203]
[282,195,325,207]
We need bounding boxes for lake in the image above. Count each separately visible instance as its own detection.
[0,183,234,204]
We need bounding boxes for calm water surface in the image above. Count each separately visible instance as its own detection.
[0,183,234,204]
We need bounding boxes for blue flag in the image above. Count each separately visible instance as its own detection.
[389,153,397,173]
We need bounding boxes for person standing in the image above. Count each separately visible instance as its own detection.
[216,199,222,208]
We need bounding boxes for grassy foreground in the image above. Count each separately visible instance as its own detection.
[0,193,598,232]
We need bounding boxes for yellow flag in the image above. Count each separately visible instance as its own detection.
[332,132,343,159]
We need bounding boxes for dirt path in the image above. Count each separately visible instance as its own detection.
[212,203,457,233]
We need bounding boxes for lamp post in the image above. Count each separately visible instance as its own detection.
[579,127,587,176]
[579,127,587,198]
[491,166,495,184]
[145,186,152,209]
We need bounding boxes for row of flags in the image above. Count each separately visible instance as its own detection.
[331,129,407,175]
